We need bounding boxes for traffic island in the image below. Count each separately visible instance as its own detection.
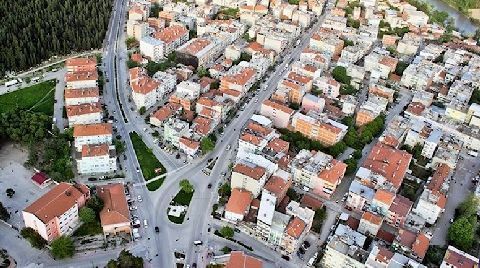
[129,132,166,180]
[167,179,194,224]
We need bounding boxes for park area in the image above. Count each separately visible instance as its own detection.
[129,132,165,180]
[0,80,56,115]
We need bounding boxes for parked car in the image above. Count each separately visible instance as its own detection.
[137,195,143,202]
[207,183,212,189]
[155,226,160,233]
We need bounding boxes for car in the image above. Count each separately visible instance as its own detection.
[226,145,231,151]
[137,195,143,202]
[155,226,160,233]
[298,247,305,255]
[207,183,212,189]
[136,167,140,173]
[303,241,311,248]
[143,219,148,228]
[450,218,454,223]
[129,206,137,211]
[281,255,290,261]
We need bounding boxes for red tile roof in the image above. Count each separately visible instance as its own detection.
[318,159,347,185]
[233,163,266,180]
[286,217,306,238]
[226,251,263,268]
[363,142,412,189]
[31,172,49,185]
[225,189,252,215]
[97,184,130,226]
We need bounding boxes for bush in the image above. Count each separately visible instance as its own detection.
[179,179,194,193]
[107,250,143,268]
[219,226,235,239]
[50,236,75,259]
[21,227,47,249]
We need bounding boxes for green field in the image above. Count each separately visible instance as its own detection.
[0,80,56,115]
[129,132,166,180]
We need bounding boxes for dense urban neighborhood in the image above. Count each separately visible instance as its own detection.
[0,0,480,267]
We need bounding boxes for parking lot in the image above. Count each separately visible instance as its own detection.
[0,143,53,229]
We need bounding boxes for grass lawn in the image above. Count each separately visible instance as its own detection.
[129,132,166,180]
[168,215,185,224]
[0,80,56,115]
[146,178,164,191]
[72,222,102,237]
[172,189,194,206]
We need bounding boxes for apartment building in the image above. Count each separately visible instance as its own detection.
[66,102,103,127]
[440,246,479,268]
[73,123,113,152]
[365,245,427,267]
[315,76,340,99]
[163,118,189,147]
[291,112,348,146]
[309,29,344,56]
[358,211,383,236]
[127,20,148,40]
[154,25,189,55]
[77,144,117,174]
[302,94,325,113]
[140,36,165,62]
[358,142,412,192]
[169,81,201,110]
[290,149,346,198]
[65,58,97,73]
[97,184,131,238]
[64,87,100,106]
[149,103,182,127]
[346,180,375,211]
[393,229,430,262]
[178,137,200,157]
[131,76,161,110]
[220,67,257,95]
[387,195,413,227]
[65,71,98,89]
[413,163,450,224]
[22,182,90,241]
[231,162,267,197]
[397,33,422,55]
[260,99,294,128]
[321,224,369,268]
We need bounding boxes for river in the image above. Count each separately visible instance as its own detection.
[420,0,478,34]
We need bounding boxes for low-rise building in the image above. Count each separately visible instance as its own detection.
[22,182,90,241]
[358,211,383,236]
[178,137,200,157]
[224,189,253,222]
[97,184,131,238]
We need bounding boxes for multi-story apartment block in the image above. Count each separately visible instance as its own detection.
[65,58,97,73]
[77,144,117,174]
[97,184,131,238]
[64,87,100,106]
[224,188,253,222]
[65,71,98,89]
[154,25,189,56]
[231,162,268,197]
[66,102,103,127]
[22,182,90,241]
[131,75,161,110]
[73,123,113,152]
[140,36,165,62]
[291,112,348,146]
[163,118,189,147]
[260,99,294,129]
[176,37,224,68]
[321,224,369,268]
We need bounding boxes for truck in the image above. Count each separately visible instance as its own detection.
[4,79,18,87]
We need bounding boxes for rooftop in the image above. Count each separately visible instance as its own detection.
[73,123,112,137]
[97,184,130,226]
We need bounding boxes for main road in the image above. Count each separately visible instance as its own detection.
[104,0,337,267]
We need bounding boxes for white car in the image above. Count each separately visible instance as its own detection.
[137,195,143,202]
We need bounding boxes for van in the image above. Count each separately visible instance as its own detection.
[143,219,148,228]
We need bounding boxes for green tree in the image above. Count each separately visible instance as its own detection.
[139,106,146,115]
[197,67,209,78]
[6,188,15,198]
[179,179,194,193]
[340,84,357,95]
[114,139,126,154]
[447,216,476,251]
[332,66,351,84]
[200,136,215,152]
[50,236,75,259]
[150,3,161,18]
[86,195,104,216]
[127,59,140,69]
[457,194,480,218]
[218,183,231,197]
[0,202,9,222]
[107,250,144,268]
[395,61,409,76]
[312,207,327,232]
[79,207,96,224]
[469,88,480,105]
[219,226,235,239]
[345,158,358,175]
[347,18,360,28]
[328,142,347,157]
[20,227,47,249]
[125,37,138,49]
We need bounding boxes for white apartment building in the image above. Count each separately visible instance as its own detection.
[64,87,100,106]
[77,144,117,174]
[65,71,98,89]
[73,123,113,152]
[66,102,103,127]
[140,36,165,62]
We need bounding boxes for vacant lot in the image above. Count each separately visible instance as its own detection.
[0,80,55,115]
[129,132,165,180]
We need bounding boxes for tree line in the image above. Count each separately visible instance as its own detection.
[0,0,113,76]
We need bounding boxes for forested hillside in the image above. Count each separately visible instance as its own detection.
[0,0,113,76]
